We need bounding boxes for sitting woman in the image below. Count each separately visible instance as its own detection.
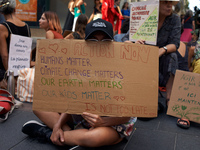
[65,14,88,39]
[188,29,199,72]
[0,0,31,89]
[39,11,63,39]
[122,0,181,110]
[31,11,63,67]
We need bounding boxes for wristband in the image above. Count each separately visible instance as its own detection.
[163,46,167,54]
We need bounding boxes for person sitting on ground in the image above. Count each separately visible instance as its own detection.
[189,31,200,74]
[65,14,88,39]
[122,0,181,112]
[188,29,199,71]
[114,18,129,42]
[21,18,137,148]
[39,11,63,39]
[176,31,200,129]
[0,0,31,89]
[31,11,63,67]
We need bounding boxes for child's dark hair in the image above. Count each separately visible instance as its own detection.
[121,18,130,33]
[0,5,15,15]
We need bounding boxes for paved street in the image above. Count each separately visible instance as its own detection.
[0,94,200,150]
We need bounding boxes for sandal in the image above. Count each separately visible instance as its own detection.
[177,118,190,129]
[159,86,166,92]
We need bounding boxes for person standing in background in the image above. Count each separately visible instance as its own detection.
[72,0,87,32]
[121,2,130,25]
[180,10,195,44]
[63,0,75,32]
[88,0,102,23]
[65,14,88,39]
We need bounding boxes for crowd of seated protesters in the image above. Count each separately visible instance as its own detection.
[1,1,200,149]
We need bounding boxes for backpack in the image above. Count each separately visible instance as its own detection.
[0,89,15,121]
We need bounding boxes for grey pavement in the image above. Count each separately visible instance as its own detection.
[0,92,200,150]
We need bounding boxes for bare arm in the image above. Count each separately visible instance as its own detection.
[88,12,94,23]
[64,33,74,39]
[0,24,9,71]
[192,20,195,31]
[188,46,195,72]
[46,30,54,39]
[76,0,84,9]
[51,113,71,146]
[159,44,176,57]
[181,19,184,25]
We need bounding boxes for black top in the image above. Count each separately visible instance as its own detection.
[94,5,102,14]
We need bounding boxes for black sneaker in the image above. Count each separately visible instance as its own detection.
[22,120,52,143]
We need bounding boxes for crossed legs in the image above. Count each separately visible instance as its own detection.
[33,110,123,147]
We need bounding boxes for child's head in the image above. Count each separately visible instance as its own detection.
[191,29,199,41]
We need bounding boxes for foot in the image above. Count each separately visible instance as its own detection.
[22,120,52,142]
[177,118,190,129]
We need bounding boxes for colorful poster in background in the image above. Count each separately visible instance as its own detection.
[129,0,159,45]
[15,0,37,22]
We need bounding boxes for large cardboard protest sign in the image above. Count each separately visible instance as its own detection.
[8,34,32,76]
[167,70,200,124]
[33,39,159,117]
[129,0,159,45]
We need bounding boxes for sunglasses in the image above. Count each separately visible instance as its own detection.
[87,39,113,42]
[0,2,9,8]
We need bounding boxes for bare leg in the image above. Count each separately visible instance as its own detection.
[61,127,122,147]
[33,110,71,131]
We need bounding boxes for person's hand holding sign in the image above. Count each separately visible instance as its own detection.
[82,112,106,127]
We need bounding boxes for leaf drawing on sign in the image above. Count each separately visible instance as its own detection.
[172,105,200,120]
[49,43,59,53]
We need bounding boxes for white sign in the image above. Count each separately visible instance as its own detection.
[8,34,32,76]
[129,0,159,45]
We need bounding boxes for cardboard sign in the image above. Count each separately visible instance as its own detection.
[129,0,159,45]
[8,34,32,76]
[33,39,159,117]
[167,70,200,124]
